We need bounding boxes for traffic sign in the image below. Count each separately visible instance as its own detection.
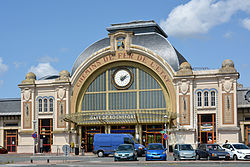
[163,133,168,140]
[32,132,37,139]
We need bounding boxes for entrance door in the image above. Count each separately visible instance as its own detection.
[4,130,18,152]
[39,119,53,153]
[82,126,104,152]
[142,124,164,147]
[198,114,216,144]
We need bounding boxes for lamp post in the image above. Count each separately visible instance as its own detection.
[33,120,37,155]
[164,115,168,150]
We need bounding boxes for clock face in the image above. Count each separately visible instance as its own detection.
[112,68,133,89]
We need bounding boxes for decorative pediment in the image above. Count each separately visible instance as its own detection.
[109,31,133,55]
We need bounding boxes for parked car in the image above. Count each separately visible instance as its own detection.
[93,134,145,157]
[114,144,137,161]
[222,143,250,160]
[196,144,230,160]
[145,143,167,161]
[0,146,8,154]
[173,144,196,160]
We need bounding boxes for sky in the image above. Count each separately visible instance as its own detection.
[0,0,250,98]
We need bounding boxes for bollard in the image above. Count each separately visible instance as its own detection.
[47,159,49,163]
[31,159,33,163]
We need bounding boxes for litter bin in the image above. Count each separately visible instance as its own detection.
[75,147,79,155]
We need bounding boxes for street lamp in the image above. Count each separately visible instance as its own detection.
[164,115,168,149]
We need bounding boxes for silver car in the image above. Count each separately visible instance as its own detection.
[173,144,196,161]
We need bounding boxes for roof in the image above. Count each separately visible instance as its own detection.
[237,87,250,108]
[0,98,21,116]
[71,21,186,75]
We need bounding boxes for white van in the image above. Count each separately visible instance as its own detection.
[222,143,250,160]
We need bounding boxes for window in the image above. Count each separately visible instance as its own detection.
[49,98,53,112]
[197,92,202,107]
[44,99,48,112]
[204,92,209,106]
[211,91,216,106]
[39,99,42,112]
[124,137,133,144]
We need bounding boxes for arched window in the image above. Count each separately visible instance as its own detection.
[211,91,216,106]
[204,91,209,106]
[38,99,42,112]
[197,92,202,107]
[49,98,53,112]
[44,99,48,112]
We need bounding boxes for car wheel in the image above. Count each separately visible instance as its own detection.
[233,155,238,160]
[97,151,104,157]
[177,155,181,161]
[114,158,118,162]
[196,154,200,160]
[174,157,176,161]
[134,157,137,161]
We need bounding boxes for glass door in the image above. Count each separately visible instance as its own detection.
[4,130,17,152]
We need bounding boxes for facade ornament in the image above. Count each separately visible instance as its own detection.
[23,89,31,101]
[56,70,70,81]
[177,62,193,76]
[108,31,133,55]
[223,78,233,93]
[180,79,189,95]
[58,87,66,100]
[219,59,237,73]
[21,72,36,84]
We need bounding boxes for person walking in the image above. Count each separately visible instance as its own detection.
[81,141,85,156]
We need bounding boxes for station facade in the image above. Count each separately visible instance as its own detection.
[0,20,246,153]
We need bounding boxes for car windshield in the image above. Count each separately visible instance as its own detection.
[180,145,193,151]
[147,144,164,150]
[131,136,139,144]
[117,145,133,151]
[233,144,249,149]
[207,145,223,151]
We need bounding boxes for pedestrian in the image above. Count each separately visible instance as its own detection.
[225,140,228,144]
[81,141,85,156]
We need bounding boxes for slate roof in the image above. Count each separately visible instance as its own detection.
[0,98,21,116]
[237,88,250,108]
[71,20,187,75]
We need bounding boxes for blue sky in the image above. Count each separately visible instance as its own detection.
[0,0,250,98]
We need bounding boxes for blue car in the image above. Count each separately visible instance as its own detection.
[146,143,167,161]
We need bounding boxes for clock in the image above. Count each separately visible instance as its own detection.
[112,68,133,89]
[245,91,250,102]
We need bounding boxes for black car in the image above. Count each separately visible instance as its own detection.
[196,144,230,160]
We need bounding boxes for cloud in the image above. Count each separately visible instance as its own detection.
[38,55,59,63]
[60,48,69,53]
[0,57,8,76]
[28,63,59,79]
[224,31,232,39]
[160,0,250,38]
[242,18,250,31]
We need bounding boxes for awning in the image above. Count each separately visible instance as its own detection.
[64,109,176,125]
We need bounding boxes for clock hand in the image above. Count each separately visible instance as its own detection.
[120,74,128,81]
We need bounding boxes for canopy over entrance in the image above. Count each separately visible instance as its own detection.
[64,109,175,125]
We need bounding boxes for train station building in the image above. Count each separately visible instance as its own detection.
[0,20,248,153]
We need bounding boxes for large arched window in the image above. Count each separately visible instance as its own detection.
[38,99,42,112]
[204,91,209,106]
[49,98,53,112]
[44,99,48,112]
[211,91,216,106]
[82,67,166,112]
[197,92,202,107]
